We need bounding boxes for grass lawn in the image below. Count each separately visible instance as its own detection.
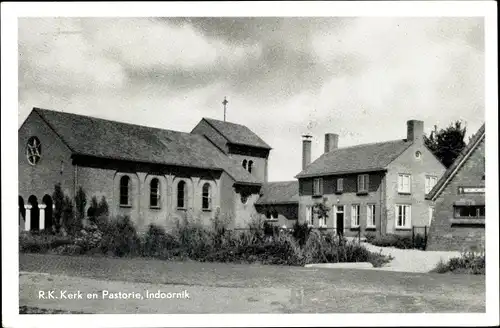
[19,254,485,313]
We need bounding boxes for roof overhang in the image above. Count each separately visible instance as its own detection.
[295,168,388,179]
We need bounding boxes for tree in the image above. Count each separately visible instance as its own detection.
[75,186,87,226]
[52,183,64,233]
[424,120,467,168]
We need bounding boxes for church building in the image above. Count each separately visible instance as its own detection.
[18,107,273,232]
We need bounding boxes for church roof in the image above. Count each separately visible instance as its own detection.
[295,139,413,178]
[202,118,272,150]
[426,123,485,201]
[255,181,299,205]
[31,108,260,185]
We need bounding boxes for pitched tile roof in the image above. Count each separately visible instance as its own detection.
[202,118,272,150]
[31,108,260,185]
[255,181,299,205]
[426,123,485,201]
[295,139,413,178]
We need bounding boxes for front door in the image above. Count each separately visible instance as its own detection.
[335,205,344,236]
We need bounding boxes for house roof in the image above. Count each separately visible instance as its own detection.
[202,118,272,150]
[255,181,299,205]
[426,123,485,201]
[31,108,260,185]
[295,139,413,178]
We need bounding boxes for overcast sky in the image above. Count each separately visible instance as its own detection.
[18,17,485,181]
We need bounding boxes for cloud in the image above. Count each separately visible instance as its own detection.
[18,17,485,181]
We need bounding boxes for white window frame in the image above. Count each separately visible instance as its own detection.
[425,175,438,194]
[357,174,369,193]
[306,206,313,226]
[367,204,376,228]
[351,204,360,228]
[318,216,326,228]
[336,178,344,193]
[398,174,411,194]
[395,204,412,229]
[313,178,323,196]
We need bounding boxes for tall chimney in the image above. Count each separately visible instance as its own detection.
[324,133,339,153]
[302,134,312,170]
[407,120,424,142]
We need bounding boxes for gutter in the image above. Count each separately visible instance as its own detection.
[295,168,388,179]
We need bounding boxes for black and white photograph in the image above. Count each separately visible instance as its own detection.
[1,1,498,327]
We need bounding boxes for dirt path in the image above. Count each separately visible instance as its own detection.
[361,242,462,273]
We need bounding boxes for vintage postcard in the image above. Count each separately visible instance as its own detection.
[1,1,498,327]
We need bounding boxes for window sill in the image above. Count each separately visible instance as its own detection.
[334,191,343,195]
[202,208,212,212]
[149,206,161,210]
[450,218,485,225]
[350,226,360,230]
[356,191,368,196]
[312,194,323,198]
[177,207,187,211]
[265,218,279,222]
[398,192,412,195]
[395,226,412,231]
[365,226,376,231]
[119,204,132,208]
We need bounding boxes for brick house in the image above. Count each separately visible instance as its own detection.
[295,120,446,237]
[19,108,272,232]
[426,124,485,251]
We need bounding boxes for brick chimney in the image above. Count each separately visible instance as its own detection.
[324,133,339,153]
[407,120,424,142]
[302,134,312,170]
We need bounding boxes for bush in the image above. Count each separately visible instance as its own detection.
[141,224,179,258]
[368,234,414,249]
[99,216,141,257]
[432,251,485,275]
[19,231,73,253]
[292,221,311,247]
[51,244,83,255]
[74,224,103,252]
[52,183,64,233]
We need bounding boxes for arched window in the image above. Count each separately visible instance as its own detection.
[202,183,212,210]
[242,159,247,170]
[248,160,253,173]
[120,175,130,206]
[150,178,160,208]
[177,180,187,209]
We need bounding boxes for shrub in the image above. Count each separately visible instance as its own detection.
[431,251,485,275]
[99,216,141,257]
[368,234,414,249]
[61,196,79,235]
[74,224,103,252]
[19,231,73,253]
[292,221,311,247]
[88,196,110,224]
[51,244,83,255]
[141,224,179,258]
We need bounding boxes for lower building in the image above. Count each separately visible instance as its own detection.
[426,124,485,251]
[254,181,299,228]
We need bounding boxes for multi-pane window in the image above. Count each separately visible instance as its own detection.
[119,175,130,206]
[313,178,323,196]
[367,204,376,228]
[318,216,326,227]
[177,181,187,209]
[396,204,411,228]
[454,206,485,218]
[357,174,369,193]
[336,178,344,193]
[202,183,211,210]
[351,204,360,227]
[150,178,160,208]
[425,176,438,194]
[306,206,313,225]
[398,174,411,193]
